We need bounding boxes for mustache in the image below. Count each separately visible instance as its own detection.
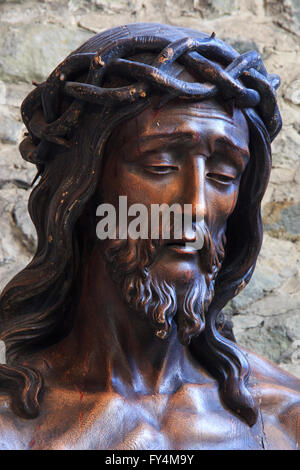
[102,220,226,283]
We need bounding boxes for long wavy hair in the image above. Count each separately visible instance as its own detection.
[0,23,280,425]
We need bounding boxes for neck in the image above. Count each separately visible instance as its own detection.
[41,244,212,395]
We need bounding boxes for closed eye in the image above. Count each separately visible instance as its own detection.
[145,165,179,175]
[206,172,236,184]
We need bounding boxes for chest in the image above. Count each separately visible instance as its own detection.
[12,386,269,450]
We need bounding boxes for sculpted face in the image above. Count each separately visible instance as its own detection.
[98,97,250,343]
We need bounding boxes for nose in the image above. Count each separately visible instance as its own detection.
[178,156,207,244]
[183,156,207,222]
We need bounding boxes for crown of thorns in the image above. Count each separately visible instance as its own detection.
[20,33,281,181]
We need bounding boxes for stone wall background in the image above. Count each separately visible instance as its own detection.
[0,0,299,376]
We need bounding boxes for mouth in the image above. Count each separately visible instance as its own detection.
[164,241,198,255]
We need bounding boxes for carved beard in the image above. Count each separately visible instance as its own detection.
[101,224,226,345]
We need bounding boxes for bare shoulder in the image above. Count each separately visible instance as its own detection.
[243,347,300,448]
[0,391,35,450]
[243,347,300,393]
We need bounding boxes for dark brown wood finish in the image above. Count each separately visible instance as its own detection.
[0,23,299,450]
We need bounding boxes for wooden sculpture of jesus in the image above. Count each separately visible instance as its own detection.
[0,23,299,450]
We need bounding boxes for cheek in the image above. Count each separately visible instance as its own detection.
[206,185,240,230]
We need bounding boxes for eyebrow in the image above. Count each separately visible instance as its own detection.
[213,136,250,160]
[138,130,250,162]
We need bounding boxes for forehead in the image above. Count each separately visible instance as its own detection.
[116,98,250,153]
